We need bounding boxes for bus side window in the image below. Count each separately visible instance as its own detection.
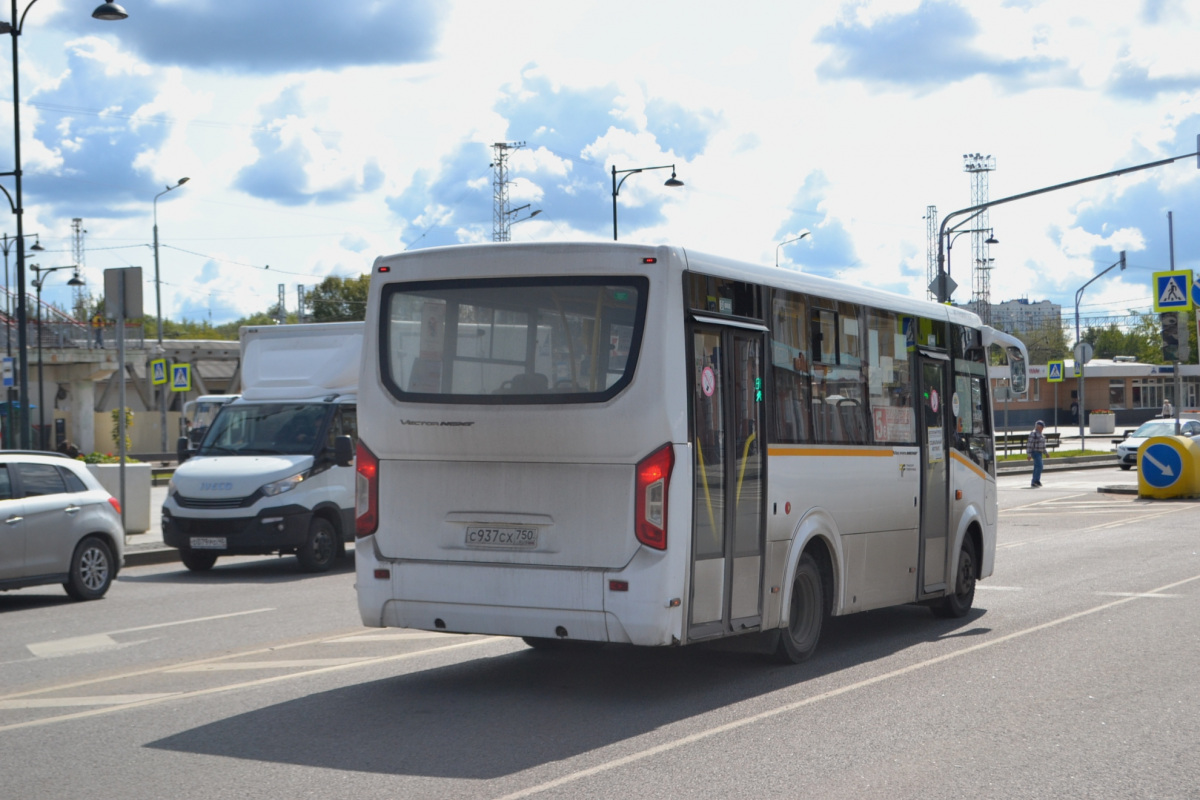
[769,290,810,443]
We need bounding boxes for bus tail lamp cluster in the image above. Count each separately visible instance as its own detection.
[635,443,674,550]
[355,440,379,538]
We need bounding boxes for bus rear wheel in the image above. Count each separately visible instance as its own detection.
[775,553,825,664]
[932,537,977,619]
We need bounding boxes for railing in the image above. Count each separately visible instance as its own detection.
[0,286,145,351]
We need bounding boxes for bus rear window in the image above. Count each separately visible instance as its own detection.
[379,277,649,403]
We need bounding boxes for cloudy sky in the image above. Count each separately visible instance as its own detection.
[3,0,1198,333]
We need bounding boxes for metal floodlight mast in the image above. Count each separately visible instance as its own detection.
[1,0,127,448]
[934,142,1200,304]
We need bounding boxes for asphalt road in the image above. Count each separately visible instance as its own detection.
[1,466,1197,800]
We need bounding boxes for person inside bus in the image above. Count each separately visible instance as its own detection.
[1026,420,1047,488]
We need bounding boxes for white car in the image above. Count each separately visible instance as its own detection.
[1116,418,1200,470]
[0,451,125,600]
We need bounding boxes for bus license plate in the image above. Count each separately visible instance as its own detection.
[190,537,227,549]
[465,526,538,549]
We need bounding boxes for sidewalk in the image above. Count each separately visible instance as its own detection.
[123,484,176,567]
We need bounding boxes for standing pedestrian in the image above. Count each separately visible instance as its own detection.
[1027,419,1047,487]
[1162,398,1173,418]
[91,311,104,349]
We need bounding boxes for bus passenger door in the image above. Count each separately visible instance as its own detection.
[689,323,766,639]
[918,354,950,594]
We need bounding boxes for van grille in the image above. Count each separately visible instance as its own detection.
[174,491,261,509]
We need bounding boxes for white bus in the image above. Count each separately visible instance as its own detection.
[349,242,1028,662]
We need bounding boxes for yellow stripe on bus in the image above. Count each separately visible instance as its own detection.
[949,449,991,481]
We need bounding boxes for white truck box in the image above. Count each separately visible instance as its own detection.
[162,322,363,572]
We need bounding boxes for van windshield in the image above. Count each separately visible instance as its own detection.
[198,403,330,456]
[379,276,648,403]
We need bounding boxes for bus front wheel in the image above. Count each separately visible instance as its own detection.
[932,537,977,619]
[775,553,825,664]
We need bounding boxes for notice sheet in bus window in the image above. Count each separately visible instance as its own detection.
[380,277,649,404]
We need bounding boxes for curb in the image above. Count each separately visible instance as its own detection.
[124,547,181,568]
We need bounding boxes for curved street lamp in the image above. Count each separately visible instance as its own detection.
[611,164,683,241]
[30,263,83,448]
[1074,251,1126,450]
[154,176,189,452]
[1,0,127,448]
[775,230,812,267]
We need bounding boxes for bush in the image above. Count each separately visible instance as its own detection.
[77,452,140,464]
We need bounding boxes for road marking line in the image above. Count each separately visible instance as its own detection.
[109,608,275,636]
[1004,492,1089,512]
[1095,592,1182,598]
[324,632,462,642]
[0,626,382,702]
[490,571,1200,800]
[0,694,179,710]
[0,637,502,733]
[27,635,119,658]
[168,659,373,671]
[974,585,1023,591]
[999,505,1190,547]
[24,609,277,660]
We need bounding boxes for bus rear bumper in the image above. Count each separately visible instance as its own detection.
[355,538,679,646]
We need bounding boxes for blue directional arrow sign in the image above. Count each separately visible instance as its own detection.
[1140,441,1183,489]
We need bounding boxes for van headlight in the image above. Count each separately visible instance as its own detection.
[261,471,307,497]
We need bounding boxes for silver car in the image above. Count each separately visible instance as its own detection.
[1116,418,1200,470]
[0,451,125,600]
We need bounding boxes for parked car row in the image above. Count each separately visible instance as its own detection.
[0,451,125,600]
[1115,418,1200,470]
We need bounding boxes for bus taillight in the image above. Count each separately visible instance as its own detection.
[355,440,379,538]
[635,443,674,550]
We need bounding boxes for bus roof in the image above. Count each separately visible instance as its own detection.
[376,241,984,329]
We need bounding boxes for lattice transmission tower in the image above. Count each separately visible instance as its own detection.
[963,153,996,324]
[924,205,938,301]
[491,141,524,242]
[71,218,87,319]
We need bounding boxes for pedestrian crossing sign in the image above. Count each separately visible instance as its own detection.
[1046,360,1065,383]
[1153,269,1193,312]
[171,363,191,392]
[150,358,167,386]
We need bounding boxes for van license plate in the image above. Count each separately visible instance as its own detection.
[190,537,226,549]
[465,527,538,549]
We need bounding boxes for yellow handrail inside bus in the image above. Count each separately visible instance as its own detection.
[736,430,755,507]
[696,438,718,544]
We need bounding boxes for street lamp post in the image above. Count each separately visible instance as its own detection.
[1,0,128,447]
[934,142,1200,304]
[775,230,812,267]
[30,263,82,449]
[153,176,188,453]
[1073,251,1126,451]
[944,225,998,307]
[611,164,683,241]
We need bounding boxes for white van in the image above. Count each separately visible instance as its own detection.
[162,322,361,572]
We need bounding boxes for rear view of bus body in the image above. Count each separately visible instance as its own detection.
[353,242,1025,658]
[355,244,689,647]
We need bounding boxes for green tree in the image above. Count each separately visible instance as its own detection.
[306,274,370,322]
[1017,320,1069,365]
